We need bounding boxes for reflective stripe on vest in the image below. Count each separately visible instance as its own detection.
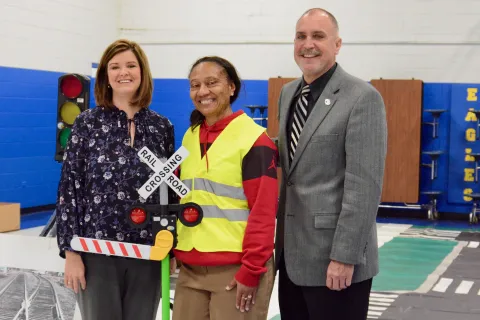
[183,178,247,201]
[176,113,265,253]
[200,205,249,221]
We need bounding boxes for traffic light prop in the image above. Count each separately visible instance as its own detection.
[126,202,203,260]
[55,73,90,162]
[70,145,199,320]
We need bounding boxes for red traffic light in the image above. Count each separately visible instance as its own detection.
[182,207,200,223]
[130,207,147,225]
[179,203,203,227]
[60,74,83,99]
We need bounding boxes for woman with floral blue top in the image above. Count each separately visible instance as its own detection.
[55,39,175,320]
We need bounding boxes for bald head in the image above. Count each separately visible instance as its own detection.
[298,8,339,34]
[293,7,342,83]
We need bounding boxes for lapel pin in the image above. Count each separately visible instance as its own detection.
[325,99,331,105]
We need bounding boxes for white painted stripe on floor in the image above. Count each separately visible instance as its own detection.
[370,301,391,307]
[455,280,474,294]
[378,224,412,235]
[432,277,453,293]
[376,224,411,248]
[467,241,479,248]
[401,229,461,238]
[400,234,457,241]
[425,229,461,235]
[430,229,460,234]
[370,297,395,303]
[366,291,398,320]
[370,293,399,298]
[369,306,387,311]
[378,236,393,244]
[377,223,412,230]
[415,241,466,294]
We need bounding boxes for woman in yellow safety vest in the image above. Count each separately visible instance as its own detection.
[171,56,279,320]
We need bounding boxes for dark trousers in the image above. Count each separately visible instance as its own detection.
[278,253,372,320]
[77,253,162,320]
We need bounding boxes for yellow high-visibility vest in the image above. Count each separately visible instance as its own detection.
[176,113,265,253]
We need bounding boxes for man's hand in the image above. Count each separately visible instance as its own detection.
[326,260,354,291]
[226,278,257,312]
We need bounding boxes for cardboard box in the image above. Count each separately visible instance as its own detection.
[0,203,20,233]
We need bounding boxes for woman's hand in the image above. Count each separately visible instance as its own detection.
[64,251,86,294]
[226,278,257,312]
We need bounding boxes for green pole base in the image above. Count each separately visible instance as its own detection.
[162,255,170,320]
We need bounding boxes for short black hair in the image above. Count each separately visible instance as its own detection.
[188,56,242,130]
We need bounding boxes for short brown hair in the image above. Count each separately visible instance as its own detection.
[94,39,153,108]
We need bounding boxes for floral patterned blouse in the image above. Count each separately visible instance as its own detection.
[55,106,175,258]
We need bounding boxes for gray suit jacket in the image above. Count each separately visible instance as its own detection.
[275,64,387,286]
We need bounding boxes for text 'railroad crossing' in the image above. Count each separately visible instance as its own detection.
[137,146,190,199]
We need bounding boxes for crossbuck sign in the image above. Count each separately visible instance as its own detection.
[137,146,190,200]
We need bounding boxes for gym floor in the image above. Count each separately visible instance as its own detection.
[0,212,479,320]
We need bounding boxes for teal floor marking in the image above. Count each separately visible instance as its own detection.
[373,237,457,291]
[410,224,480,232]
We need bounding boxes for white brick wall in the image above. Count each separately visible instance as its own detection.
[118,0,480,82]
[0,0,478,81]
[0,0,119,74]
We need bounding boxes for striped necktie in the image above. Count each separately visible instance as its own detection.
[289,84,310,163]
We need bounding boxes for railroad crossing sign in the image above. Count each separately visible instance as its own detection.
[137,146,190,199]
[70,145,201,320]
[71,145,199,260]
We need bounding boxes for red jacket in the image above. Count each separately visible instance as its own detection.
[174,110,278,287]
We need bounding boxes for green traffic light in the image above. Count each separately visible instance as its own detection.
[59,128,71,148]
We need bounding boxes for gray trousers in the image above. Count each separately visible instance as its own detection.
[77,253,162,320]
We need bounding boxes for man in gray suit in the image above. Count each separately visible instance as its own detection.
[275,8,387,319]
